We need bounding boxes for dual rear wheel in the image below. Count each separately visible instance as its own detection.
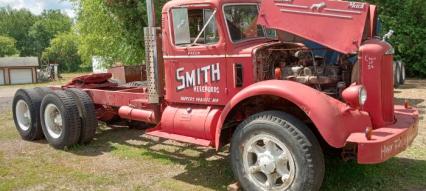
[12,88,98,149]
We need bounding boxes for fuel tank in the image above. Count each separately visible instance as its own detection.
[160,105,222,140]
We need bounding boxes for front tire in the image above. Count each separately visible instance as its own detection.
[230,111,324,191]
[40,90,81,149]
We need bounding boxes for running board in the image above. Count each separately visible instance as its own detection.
[145,130,212,147]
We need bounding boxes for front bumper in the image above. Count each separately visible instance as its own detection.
[346,105,419,164]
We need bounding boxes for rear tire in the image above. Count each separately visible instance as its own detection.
[65,88,98,144]
[40,90,81,149]
[34,87,52,97]
[230,111,324,191]
[12,89,44,140]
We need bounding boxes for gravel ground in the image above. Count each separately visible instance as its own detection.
[0,86,19,112]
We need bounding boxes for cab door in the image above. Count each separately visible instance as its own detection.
[164,4,228,106]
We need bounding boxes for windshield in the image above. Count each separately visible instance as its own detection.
[224,4,266,42]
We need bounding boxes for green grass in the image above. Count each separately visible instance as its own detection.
[0,155,113,191]
[110,143,175,165]
[322,152,426,191]
[0,76,425,190]
[0,111,19,140]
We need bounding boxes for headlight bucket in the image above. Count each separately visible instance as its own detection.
[342,85,367,109]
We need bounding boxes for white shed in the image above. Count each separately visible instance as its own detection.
[0,57,39,85]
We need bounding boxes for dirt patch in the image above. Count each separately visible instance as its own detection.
[0,87,19,112]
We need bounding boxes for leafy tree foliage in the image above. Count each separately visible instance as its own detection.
[0,7,38,56]
[0,8,72,59]
[362,0,426,77]
[29,10,73,58]
[42,32,83,72]
[74,0,168,66]
[0,35,19,56]
[74,0,426,77]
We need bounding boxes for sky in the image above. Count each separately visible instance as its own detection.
[0,0,76,18]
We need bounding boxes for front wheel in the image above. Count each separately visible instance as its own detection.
[230,111,324,191]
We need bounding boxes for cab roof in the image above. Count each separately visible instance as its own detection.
[163,0,260,12]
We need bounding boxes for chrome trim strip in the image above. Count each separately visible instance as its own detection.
[280,9,353,19]
[163,54,252,59]
[324,8,362,14]
[275,3,309,9]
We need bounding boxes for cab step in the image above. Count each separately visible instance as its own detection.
[145,130,212,147]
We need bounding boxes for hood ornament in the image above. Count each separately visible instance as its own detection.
[311,2,326,11]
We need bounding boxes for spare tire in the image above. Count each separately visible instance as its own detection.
[65,88,98,144]
[12,89,44,141]
[40,90,81,149]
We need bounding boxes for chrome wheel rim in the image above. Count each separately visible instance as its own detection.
[16,100,31,131]
[44,104,63,139]
[401,63,406,81]
[243,134,296,190]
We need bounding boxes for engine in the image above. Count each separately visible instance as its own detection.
[254,43,354,98]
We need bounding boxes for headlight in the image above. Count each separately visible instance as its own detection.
[359,87,367,106]
[342,85,367,109]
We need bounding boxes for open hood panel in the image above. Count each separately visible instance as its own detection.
[258,0,370,54]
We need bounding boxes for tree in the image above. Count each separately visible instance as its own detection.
[74,0,168,66]
[0,35,19,57]
[73,0,426,77]
[29,10,73,58]
[42,32,83,72]
[360,0,426,77]
[0,7,38,56]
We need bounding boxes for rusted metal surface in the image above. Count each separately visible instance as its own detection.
[108,65,147,84]
[347,105,419,164]
[118,106,158,124]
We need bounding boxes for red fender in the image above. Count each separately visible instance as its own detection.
[214,80,372,149]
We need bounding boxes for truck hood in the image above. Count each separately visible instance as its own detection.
[257,0,370,54]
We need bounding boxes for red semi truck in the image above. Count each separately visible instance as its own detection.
[12,0,419,190]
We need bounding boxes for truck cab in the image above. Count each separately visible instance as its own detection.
[162,0,270,105]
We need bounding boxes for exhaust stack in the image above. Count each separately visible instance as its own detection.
[144,0,164,103]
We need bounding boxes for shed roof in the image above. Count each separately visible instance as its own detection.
[0,57,39,67]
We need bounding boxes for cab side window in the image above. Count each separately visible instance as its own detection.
[172,8,219,46]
